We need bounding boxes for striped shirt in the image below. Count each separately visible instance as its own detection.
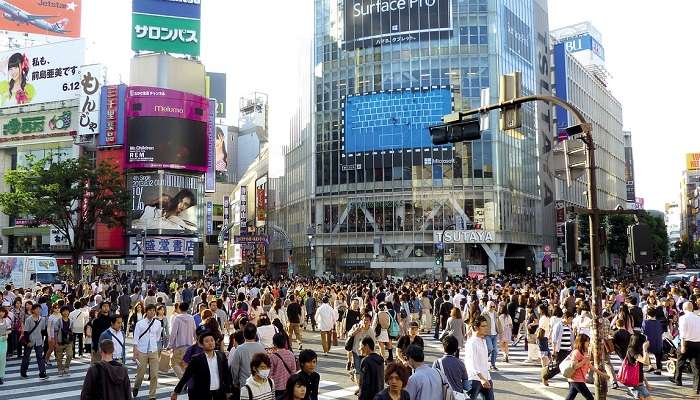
[561,324,573,351]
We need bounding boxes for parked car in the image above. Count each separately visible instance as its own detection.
[665,274,690,285]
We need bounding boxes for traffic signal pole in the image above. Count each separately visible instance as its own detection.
[446,94,606,399]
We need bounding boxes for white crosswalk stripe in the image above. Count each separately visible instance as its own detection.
[487,341,679,399]
[0,343,352,399]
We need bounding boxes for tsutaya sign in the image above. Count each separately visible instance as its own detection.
[434,230,495,243]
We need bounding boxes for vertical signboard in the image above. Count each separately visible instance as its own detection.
[223,196,230,241]
[205,98,216,192]
[99,84,127,146]
[78,64,104,137]
[553,42,569,139]
[206,201,213,235]
[240,186,247,235]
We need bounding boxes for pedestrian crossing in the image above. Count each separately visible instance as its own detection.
[487,341,690,400]
[0,343,354,400]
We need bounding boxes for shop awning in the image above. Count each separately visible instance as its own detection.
[1,226,50,236]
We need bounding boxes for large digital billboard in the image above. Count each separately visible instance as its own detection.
[343,87,452,153]
[343,0,452,50]
[0,0,81,38]
[128,172,203,235]
[0,39,85,108]
[125,86,209,171]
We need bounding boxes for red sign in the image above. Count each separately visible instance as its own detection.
[0,0,82,38]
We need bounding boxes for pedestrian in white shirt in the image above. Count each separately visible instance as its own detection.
[69,300,88,358]
[465,315,494,400]
[670,301,700,391]
[132,304,163,400]
[315,296,338,354]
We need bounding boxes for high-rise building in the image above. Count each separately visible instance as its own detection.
[680,153,700,245]
[310,0,555,276]
[551,22,626,213]
[623,131,636,208]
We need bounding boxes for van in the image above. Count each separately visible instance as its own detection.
[0,256,60,289]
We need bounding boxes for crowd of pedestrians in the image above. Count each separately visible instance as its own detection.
[0,268,698,400]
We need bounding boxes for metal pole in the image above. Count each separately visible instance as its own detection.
[458,94,605,398]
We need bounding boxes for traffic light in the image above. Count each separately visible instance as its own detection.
[499,72,522,130]
[429,118,481,145]
[435,249,444,266]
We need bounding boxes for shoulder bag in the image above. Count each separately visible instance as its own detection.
[20,317,42,346]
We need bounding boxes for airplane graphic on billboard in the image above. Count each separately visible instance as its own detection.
[0,0,73,35]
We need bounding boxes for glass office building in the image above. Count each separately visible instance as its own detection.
[312,0,550,275]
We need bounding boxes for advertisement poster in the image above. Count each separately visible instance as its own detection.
[0,39,85,109]
[0,0,82,37]
[215,125,229,178]
[132,0,201,57]
[125,86,209,171]
[128,172,203,234]
[343,0,452,50]
[240,186,247,234]
[78,64,104,137]
[99,84,127,146]
[687,153,700,171]
[205,72,226,118]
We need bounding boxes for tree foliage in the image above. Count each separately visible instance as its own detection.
[0,155,128,276]
[605,214,634,259]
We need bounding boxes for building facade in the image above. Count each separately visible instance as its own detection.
[311,0,554,276]
[623,130,636,208]
[551,22,626,212]
[680,153,700,245]
[665,202,681,246]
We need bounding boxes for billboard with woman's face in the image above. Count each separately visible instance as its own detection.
[128,172,204,235]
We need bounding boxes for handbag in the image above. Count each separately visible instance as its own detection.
[159,349,172,373]
[616,357,640,387]
[344,335,355,352]
[559,353,577,379]
[20,317,42,346]
[437,358,467,400]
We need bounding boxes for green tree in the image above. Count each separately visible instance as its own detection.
[606,214,634,260]
[0,155,128,278]
[637,213,670,264]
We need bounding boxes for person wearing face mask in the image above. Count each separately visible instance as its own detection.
[241,352,276,400]
[171,330,232,400]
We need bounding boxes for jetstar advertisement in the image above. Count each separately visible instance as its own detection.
[125,86,210,171]
[128,172,204,235]
[343,0,452,50]
[0,0,82,38]
[0,39,85,108]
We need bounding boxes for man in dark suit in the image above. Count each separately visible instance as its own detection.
[171,331,231,400]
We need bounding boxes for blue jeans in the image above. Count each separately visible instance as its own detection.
[468,380,495,400]
[485,335,498,366]
[565,382,593,400]
[20,344,46,376]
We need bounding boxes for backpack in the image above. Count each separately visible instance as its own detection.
[388,311,400,339]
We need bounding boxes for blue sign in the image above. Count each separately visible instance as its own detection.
[562,34,605,61]
[343,88,452,153]
[98,84,127,146]
[553,43,569,140]
[132,0,201,19]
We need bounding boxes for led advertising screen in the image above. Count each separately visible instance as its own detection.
[0,0,81,38]
[343,0,452,50]
[128,172,203,235]
[125,86,209,171]
[343,88,452,153]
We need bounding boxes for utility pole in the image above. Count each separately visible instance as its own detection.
[430,76,607,398]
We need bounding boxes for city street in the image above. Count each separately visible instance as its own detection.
[3,326,698,400]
